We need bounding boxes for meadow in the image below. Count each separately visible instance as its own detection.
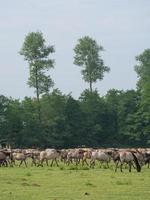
[0,163,150,200]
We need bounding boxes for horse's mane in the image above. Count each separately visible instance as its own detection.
[131,152,141,172]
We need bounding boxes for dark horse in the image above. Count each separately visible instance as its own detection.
[112,150,141,172]
[0,150,12,167]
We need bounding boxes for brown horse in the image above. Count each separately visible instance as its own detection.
[114,150,141,172]
[12,152,29,167]
[0,150,12,167]
[145,153,150,168]
[66,149,85,165]
[82,149,92,166]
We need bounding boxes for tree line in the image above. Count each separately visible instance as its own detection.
[0,31,149,148]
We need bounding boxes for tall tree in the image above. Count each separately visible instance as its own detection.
[20,31,55,121]
[135,49,150,109]
[74,36,110,92]
[132,49,150,145]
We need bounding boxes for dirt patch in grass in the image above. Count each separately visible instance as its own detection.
[21,178,27,181]
[6,181,12,184]
[32,183,41,187]
[21,182,30,186]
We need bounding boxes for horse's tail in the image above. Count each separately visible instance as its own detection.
[131,152,141,172]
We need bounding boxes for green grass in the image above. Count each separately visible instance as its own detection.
[0,162,150,200]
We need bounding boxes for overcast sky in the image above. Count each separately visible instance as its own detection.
[0,0,149,99]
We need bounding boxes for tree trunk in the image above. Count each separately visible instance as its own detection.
[35,66,41,122]
[89,80,93,93]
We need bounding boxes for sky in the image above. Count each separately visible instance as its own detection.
[0,0,149,99]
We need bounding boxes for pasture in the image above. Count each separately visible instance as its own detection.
[0,163,150,200]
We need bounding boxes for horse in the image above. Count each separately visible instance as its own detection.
[144,153,150,168]
[0,150,12,167]
[60,149,68,163]
[82,149,92,166]
[11,152,30,167]
[39,149,61,167]
[30,149,41,166]
[90,150,111,168]
[66,149,85,165]
[114,150,141,172]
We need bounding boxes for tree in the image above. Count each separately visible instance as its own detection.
[20,97,41,147]
[104,89,122,145]
[0,95,10,146]
[74,36,110,92]
[79,89,108,146]
[135,49,150,109]
[130,49,150,145]
[40,89,67,148]
[104,89,140,147]
[0,98,24,147]
[64,96,84,147]
[20,31,55,121]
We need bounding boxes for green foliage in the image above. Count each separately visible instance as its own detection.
[135,49,150,109]
[0,85,149,147]
[79,90,107,146]
[127,49,150,146]
[0,36,150,148]
[74,36,110,92]
[20,31,55,122]
[20,31,55,95]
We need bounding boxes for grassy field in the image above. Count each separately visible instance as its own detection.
[0,163,150,200]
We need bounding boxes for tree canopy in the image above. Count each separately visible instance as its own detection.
[74,36,110,92]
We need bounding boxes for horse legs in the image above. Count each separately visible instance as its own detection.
[31,158,36,166]
[24,160,27,167]
[1,160,7,167]
[50,159,54,167]
[77,158,80,165]
[82,159,84,166]
[19,160,23,167]
[120,162,123,172]
[129,162,132,172]
[99,161,102,168]
[82,159,89,166]
[115,160,119,172]
[50,158,59,167]
[106,161,109,168]
[131,162,136,169]
[3,160,8,167]
[7,159,13,167]
[55,158,59,167]
[75,158,79,166]
[90,159,95,168]
[11,159,16,167]
[19,159,27,167]
[66,158,71,166]
[38,159,44,167]
[46,159,49,166]
[51,158,59,167]
[146,160,150,168]
[85,159,89,166]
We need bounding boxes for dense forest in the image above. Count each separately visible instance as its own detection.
[0,32,150,148]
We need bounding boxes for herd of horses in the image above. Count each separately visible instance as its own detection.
[0,147,150,172]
